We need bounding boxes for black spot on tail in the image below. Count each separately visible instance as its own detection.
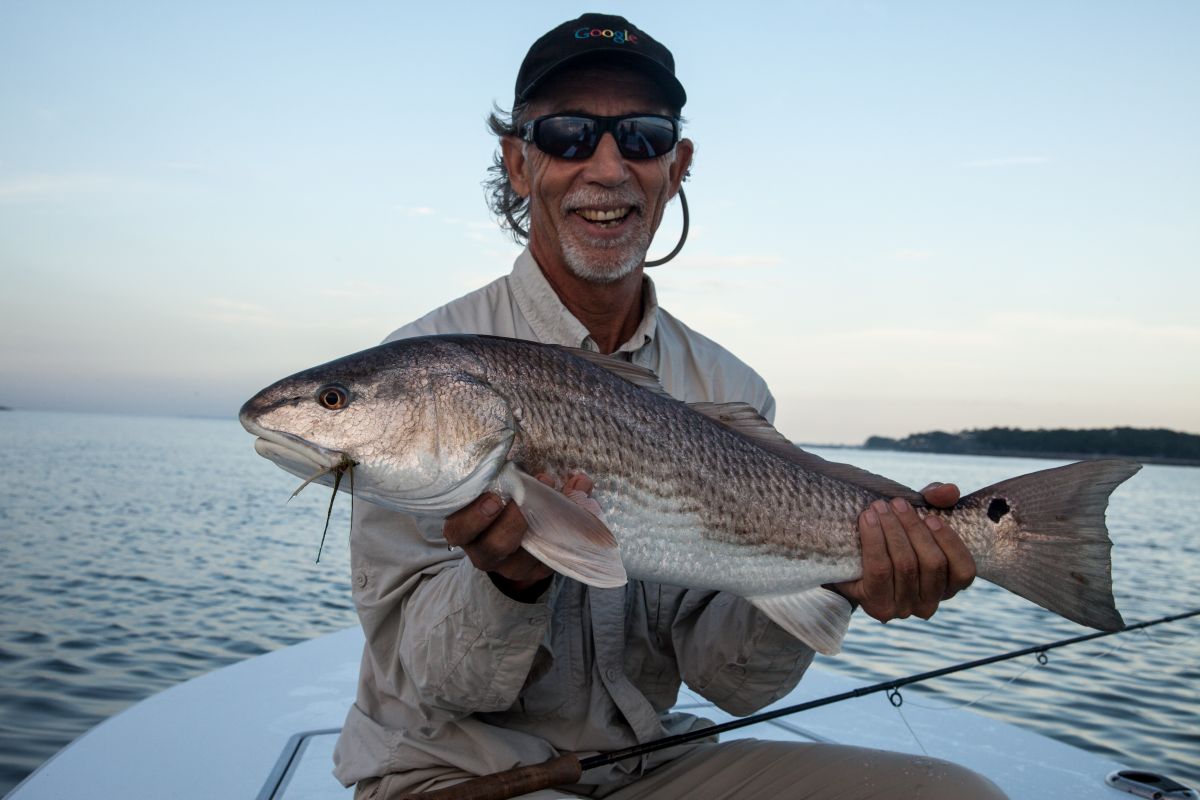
[987,497,1011,523]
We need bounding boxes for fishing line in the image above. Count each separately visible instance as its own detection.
[348,465,355,543]
[901,625,1138,712]
[899,656,1040,712]
[889,700,929,756]
[289,464,333,500]
[315,467,343,564]
[1136,620,1196,647]
[315,461,354,563]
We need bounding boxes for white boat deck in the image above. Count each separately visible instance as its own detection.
[8,626,1142,799]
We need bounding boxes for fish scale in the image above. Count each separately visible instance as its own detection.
[465,337,868,559]
[241,333,1139,654]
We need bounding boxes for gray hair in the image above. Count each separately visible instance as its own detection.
[484,102,534,242]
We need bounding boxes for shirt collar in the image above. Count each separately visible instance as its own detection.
[509,247,659,355]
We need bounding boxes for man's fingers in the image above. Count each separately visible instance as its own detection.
[484,546,552,584]
[852,494,975,625]
[926,516,977,598]
[443,491,533,573]
[890,499,948,619]
[920,482,961,509]
[443,492,506,547]
[444,471,598,585]
[564,471,594,494]
[461,502,528,572]
[875,499,920,619]
[857,504,897,621]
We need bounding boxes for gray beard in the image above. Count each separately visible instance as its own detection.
[560,235,647,284]
[558,185,650,284]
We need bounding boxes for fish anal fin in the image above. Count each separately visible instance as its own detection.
[498,466,627,589]
[690,402,923,503]
[747,587,853,656]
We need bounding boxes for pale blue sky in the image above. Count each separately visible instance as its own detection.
[2,1,1197,443]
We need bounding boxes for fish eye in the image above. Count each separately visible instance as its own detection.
[316,384,350,410]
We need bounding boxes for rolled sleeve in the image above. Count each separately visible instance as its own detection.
[401,562,552,715]
[351,500,551,722]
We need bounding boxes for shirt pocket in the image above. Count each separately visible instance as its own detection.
[516,593,584,719]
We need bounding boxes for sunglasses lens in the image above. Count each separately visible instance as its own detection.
[534,117,599,159]
[531,115,678,160]
[615,117,677,158]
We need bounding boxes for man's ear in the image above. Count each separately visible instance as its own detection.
[500,137,530,198]
[667,138,694,200]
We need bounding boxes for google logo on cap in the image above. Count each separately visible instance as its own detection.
[575,27,638,45]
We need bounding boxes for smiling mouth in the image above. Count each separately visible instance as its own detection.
[573,206,634,227]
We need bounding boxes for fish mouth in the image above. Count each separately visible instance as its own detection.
[239,409,347,478]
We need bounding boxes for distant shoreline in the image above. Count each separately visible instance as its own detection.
[865,446,1199,467]
[858,427,1200,468]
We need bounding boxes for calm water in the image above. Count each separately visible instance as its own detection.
[1,411,1197,794]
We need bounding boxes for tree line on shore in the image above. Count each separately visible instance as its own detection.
[864,427,1200,463]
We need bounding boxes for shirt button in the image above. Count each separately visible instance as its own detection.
[606,667,620,682]
[354,572,368,588]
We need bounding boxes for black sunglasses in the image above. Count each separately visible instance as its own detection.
[521,113,681,160]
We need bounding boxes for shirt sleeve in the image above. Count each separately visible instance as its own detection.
[668,588,818,716]
[350,500,552,720]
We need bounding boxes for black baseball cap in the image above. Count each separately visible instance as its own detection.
[515,14,687,110]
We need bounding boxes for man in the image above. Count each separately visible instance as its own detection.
[334,14,1006,799]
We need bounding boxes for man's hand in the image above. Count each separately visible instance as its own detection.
[443,472,596,602]
[831,482,976,623]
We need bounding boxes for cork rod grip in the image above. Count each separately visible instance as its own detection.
[394,754,583,800]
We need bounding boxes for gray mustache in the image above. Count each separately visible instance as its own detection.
[563,188,643,212]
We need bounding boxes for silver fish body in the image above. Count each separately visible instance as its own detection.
[241,334,1138,653]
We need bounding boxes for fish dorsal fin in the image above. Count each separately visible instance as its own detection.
[689,401,924,503]
[689,402,795,447]
[561,347,921,503]
[560,346,676,400]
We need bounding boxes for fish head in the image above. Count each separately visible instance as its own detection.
[239,339,515,516]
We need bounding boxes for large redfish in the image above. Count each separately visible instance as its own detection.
[239,334,1137,654]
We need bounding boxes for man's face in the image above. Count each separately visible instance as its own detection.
[502,67,693,284]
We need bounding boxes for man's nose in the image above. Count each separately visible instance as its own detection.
[582,133,630,185]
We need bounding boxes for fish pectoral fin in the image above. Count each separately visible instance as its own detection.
[747,587,853,656]
[501,467,627,589]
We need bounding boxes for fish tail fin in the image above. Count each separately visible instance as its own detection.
[970,459,1140,631]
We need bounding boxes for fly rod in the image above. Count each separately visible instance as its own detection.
[396,607,1200,800]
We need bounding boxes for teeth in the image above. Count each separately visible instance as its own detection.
[576,207,630,222]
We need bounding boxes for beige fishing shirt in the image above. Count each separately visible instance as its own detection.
[332,249,844,794]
